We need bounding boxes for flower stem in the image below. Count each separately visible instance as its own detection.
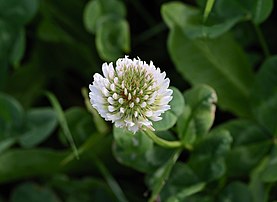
[253,23,270,58]
[144,129,182,149]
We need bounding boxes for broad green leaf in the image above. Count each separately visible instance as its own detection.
[98,0,126,16]
[145,132,176,167]
[96,17,130,61]
[0,0,39,26]
[0,93,24,136]
[169,86,185,117]
[152,111,177,131]
[0,138,17,154]
[215,119,271,177]
[11,182,61,202]
[253,0,273,24]
[226,142,270,177]
[218,182,253,202]
[251,56,277,135]
[50,175,116,202]
[167,183,205,202]
[215,0,273,24]
[260,145,277,182]
[58,107,96,146]
[19,108,58,148]
[9,29,25,67]
[113,127,175,173]
[0,61,8,89]
[83,0,102,33]
[0,93,24,152]
[177,85,217,144]
[162,5,254,117]
[0,22,18,60]
[162,2,244,39]
[83,0,126,34]
[113,127,154,172]
[0,149,66,183]
[216,119,270,146]
[152,87,184,131]
[160,162,205,202]
[181,195,213,202]
[249,157,270,202]
[148,149,181,202]
[188,129,232,181]
[169,28,253,117]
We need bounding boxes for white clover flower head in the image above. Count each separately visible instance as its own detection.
[89,56,173,133]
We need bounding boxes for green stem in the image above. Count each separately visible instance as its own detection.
[92,155,129,202]
[203,0,216,23]
[253,23,270,58]
[143,129,182,149]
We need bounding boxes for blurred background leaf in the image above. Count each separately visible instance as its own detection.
[0,0,277,201]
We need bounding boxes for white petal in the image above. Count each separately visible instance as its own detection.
[114,77,119,84]
[110,83,116,91]
[129,102,134,108]
[108,106,116,112]
[107,97,114,104]
[102,87,109,97]
[128,125,139,133]
[159,96,172,105]
[141,102,147,108]
[115,121,124,128]
[150,116,162,121]
[145,111,153,117]
[120,107,125,113]
[144,95,149,100]
[128,93,132,100]
[118,98,124,104]
[102,63,109,78]
[112,93,118,100]
[108,62,115,79]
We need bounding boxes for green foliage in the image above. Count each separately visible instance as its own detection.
[218,182,253,202]
[214,0,273,24]
[251,56,277,135]
[0,0,39,89]
[260,145,277,182]
[177,85,217,145]
[113,127,154,172]
[162,2,254,117]
[215,119,271,177]
[11,182,61,202]
[19,108,57,148]
[83,0,130,61]
[153,87,184,131]
[50,176,116,202]
[0,149,65,183]
[188,129,232,182]
[1,0,277,201]
[160,163,205,201]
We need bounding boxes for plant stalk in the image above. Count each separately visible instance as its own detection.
[253,23,270,58]
[143,129,182,149]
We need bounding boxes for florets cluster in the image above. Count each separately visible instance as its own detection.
[89,56,172,133]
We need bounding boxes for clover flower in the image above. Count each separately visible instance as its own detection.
[89,56,173,133]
